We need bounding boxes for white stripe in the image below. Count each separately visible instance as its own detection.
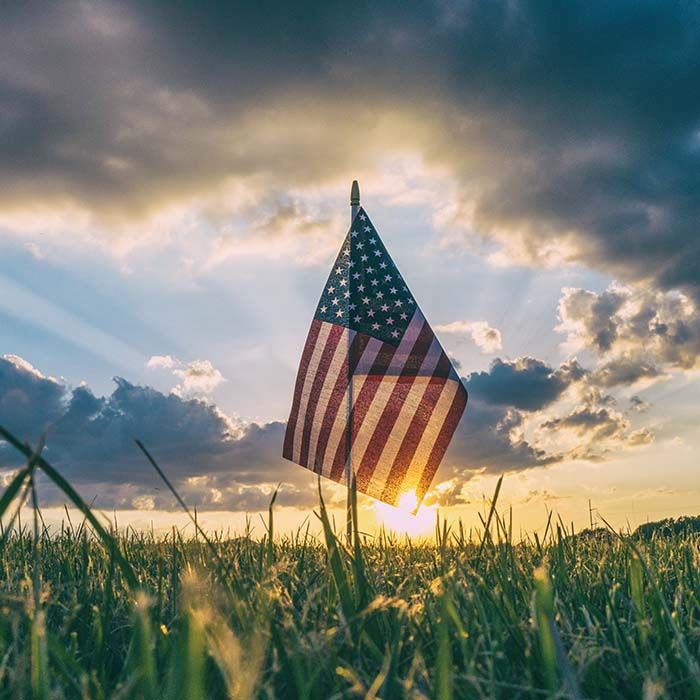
[346,375,399,476]
[320,338,382,479]
[323,310,425,481]
[292,322,333,463]
[305,327,352,470]
[395,377,462,497]
[361,338,443,499]
[345,317,431,485]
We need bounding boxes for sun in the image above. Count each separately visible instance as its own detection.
[374,490,436,537]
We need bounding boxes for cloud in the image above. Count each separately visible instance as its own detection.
[443,398,561,477]
[629,396,651,413]
[464,357,585,411]
[435,356,588,480]
[436,320,502,354]
[0,354,319,511]
[1,0,699,306]
[557,284,700,385]
[172,360,225,398]
[0,355,65,438]
[540,388,655,460]
[146,355,225,398]
[146,355,177,370]
[518,489,565,505]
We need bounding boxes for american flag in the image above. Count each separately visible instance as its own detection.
[283,208,467,508]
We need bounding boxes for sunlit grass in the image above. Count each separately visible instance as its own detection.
[0,426,699,698]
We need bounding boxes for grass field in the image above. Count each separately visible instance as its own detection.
[1,428,700,699]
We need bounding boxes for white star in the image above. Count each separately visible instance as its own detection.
[384,274,391,281]
[402,286,408,292]
[366,266,375,273]
[374,250,382,257]
[386,317,394,325]
[367,309,375,317]
[376,291,384,300]
[348,260,355,268]
[391,330,400,338]
[389,287,397,294]
[394,299,403,307]
[327,285,335,293]
[343,290,350,299]
[344,247,351,256]
[356,242,364,249]
[381,303,389,312]
[335,266,343,275]
[320,305,327,313]
[353,272,361,280]
[400,312,408,320]
[360,254,368,262]
[379,261,387,268]
[349,303,356,311]
[370,279,379,286]
[371,322,380,331]
[331,297,340,306]
[350,230,359,237]
[357,283,365,292]
[408,298,415,304]
[354,315,361,323]
[339,279,347,287]
[369,237,377,245]
[359,213,366,221]
[362,296,371,305]
[336,309,343,318]
[363,225,371,232]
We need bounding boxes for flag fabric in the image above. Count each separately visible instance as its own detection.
[283,208,467,508]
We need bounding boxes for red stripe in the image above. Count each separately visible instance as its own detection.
[379,352,452,505]
[329,341,399,482]
[282,320,322,461]
[298,325,345,468]
[311,333,370,473]
[355,322,434,492]
[414,382,468,506]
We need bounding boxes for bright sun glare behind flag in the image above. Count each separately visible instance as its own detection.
[373,489,436,536]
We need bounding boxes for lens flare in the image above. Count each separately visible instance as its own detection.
[374,490,436,537]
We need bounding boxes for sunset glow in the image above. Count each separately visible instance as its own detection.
[374,490,437,537]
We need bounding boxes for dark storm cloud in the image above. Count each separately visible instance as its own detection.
[2,1,700,298]
[0,355,318,511]
[464,357,584,411]
[443,398,560,476]
[437,356,588,478]
[0,355,65,437]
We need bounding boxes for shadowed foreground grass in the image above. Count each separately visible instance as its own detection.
[0,429,699,698]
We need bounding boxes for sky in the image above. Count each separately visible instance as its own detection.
[1,0,699,537]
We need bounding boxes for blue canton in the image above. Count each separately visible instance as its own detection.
[314,208,416,347]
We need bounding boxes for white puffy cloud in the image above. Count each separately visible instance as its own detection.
[146,355,225,398]
[146,354,177,369]
[557,283,700,387]
[436,320,503,354]
[172,360,225,398]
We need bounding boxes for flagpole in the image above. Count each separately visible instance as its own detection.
[347,180,360,542]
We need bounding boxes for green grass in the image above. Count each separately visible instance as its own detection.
[1,428,699,698]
